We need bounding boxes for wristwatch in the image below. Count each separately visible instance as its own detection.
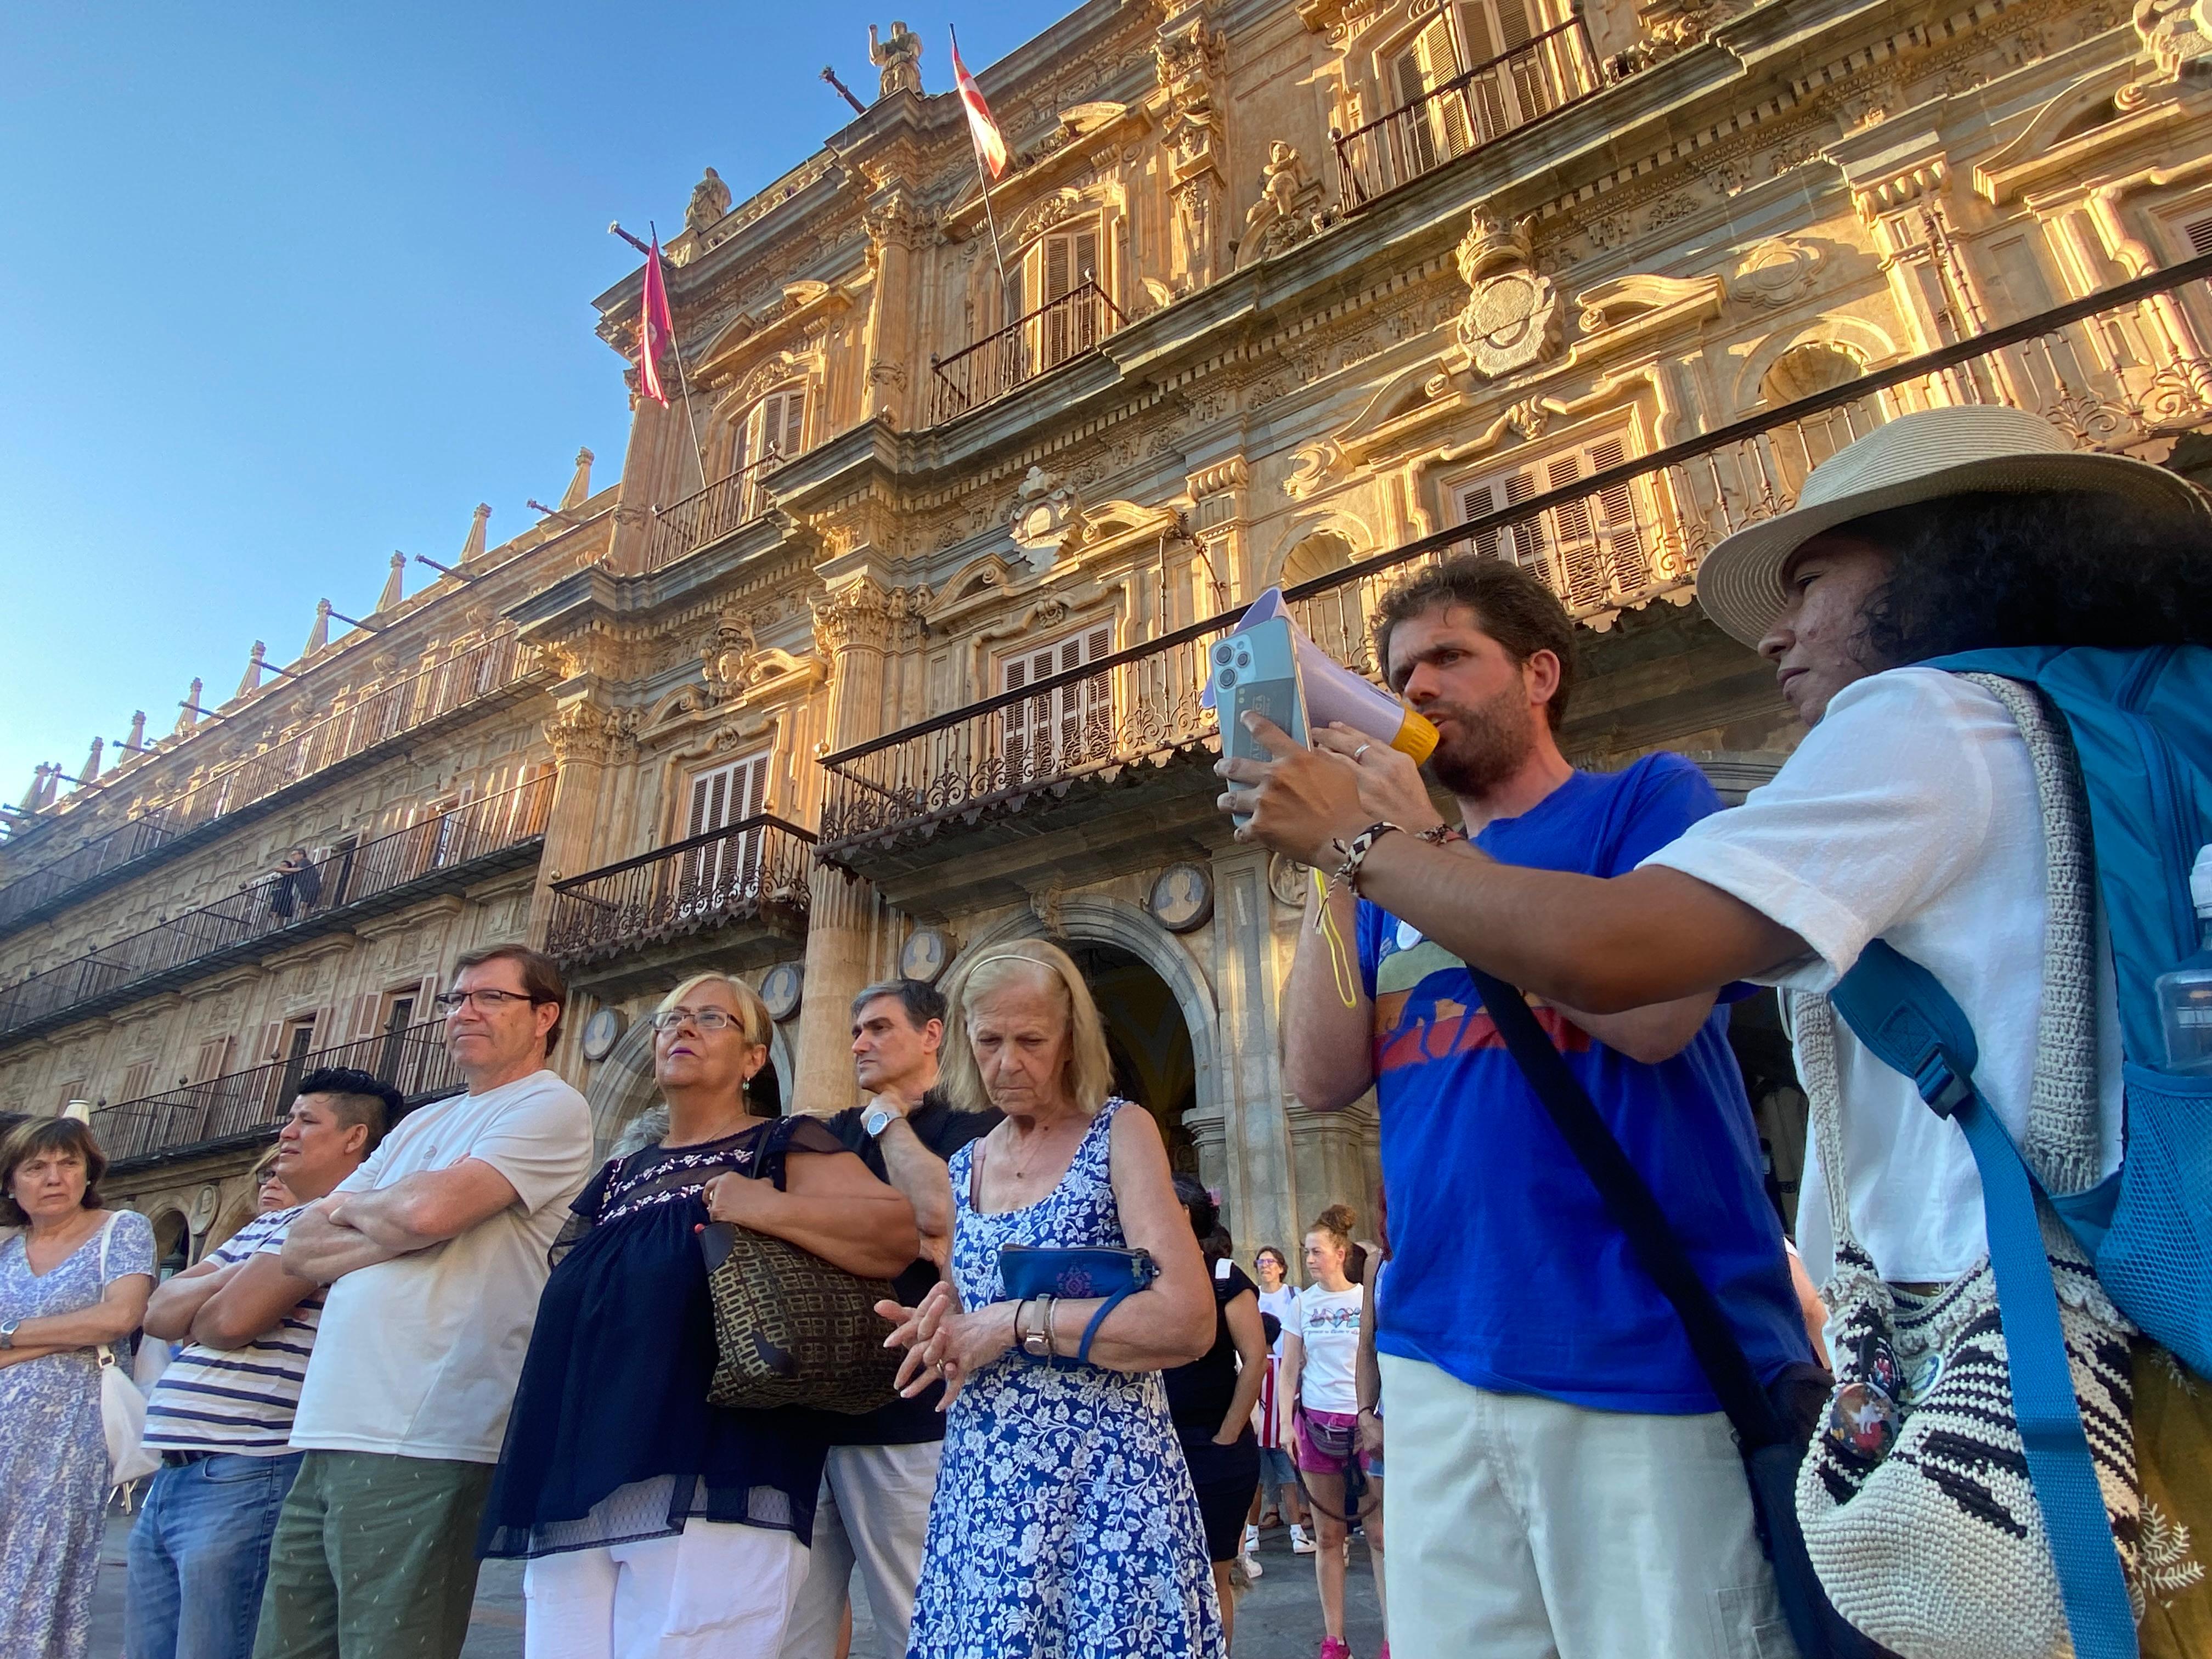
[862,1104,899,1138]
[0,1319,19,1350]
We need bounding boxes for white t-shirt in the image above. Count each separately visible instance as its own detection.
[1643,668,2123,1286]
[1286,1284,1363,1414]
[290,1070,593,1463]
[1257,1283,1300,1358]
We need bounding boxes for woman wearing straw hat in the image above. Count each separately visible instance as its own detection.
[1220,404,2212,1657]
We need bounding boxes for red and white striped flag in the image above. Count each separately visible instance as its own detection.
[637,235,675,407]
[950,30,1008,179]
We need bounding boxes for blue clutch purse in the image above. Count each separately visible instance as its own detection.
[998,1245,1156,1364]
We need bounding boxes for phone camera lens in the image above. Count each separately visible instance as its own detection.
[1216,669,1237,689]
[1212,645,1233,665]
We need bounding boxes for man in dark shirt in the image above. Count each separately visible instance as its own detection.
[781,978,997,1659]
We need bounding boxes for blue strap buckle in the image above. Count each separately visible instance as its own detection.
[1913,1052,1974,1119]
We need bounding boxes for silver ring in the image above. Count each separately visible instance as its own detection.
[1353,744,1372,761]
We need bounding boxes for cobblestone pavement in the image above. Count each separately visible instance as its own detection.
[91,1511,1385,1658]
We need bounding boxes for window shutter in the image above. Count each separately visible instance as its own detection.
[194,1035,234,1082]
[351,992,383,1042]
[1075,228,1099,289]
[417,975,442,1028]
[1003,654,1031,777]
[256,1020,284,1065]
[1046,235,1074,302]
[1585,438,1648,593]
[2186,215,2212,256]
[120,1060,156,1103]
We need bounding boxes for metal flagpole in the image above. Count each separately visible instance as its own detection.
[951,26,1012,295]
[648,219,711,493]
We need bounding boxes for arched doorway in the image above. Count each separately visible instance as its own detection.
[583,1000,797,1159]
[1060,939,1199,1177]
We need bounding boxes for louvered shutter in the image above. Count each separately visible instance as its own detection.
[256,1020,284,1065]
[1548,455,1607,610]
[1585,438,1648,594]
[194,1035,234,1083]
[1003,655,1032,780]
[120,1060,156,1104]
[350,992,383,1042]
[2187,215,2212,256]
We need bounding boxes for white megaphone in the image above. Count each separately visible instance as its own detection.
[1203,588,1438,764]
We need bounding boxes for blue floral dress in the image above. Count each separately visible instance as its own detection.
[907,1099,1224,1659]
[0,1209,156,1659]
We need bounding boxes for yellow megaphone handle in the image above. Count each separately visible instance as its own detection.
[1391,710,1440,766]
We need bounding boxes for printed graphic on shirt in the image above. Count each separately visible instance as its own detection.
[1299,1298,1362,1337]
[1372,933,1591,1073]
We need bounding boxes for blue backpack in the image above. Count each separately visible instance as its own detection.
[1829,644,2212,1659]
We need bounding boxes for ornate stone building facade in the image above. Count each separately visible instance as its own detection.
[7,0,2212,1267]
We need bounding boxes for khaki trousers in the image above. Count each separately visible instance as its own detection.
[1378,1353,1797,1659]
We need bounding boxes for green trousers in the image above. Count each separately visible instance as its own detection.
[252,1450,495,1659]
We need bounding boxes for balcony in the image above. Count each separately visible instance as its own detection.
[0,772,554,1047]
[546,814,814,996]
[820,257,2212,896]
[643,452,788,573]
[1334,19,1602,210]
[92,1015,462,1170]
[930,282,1125,427]
[0,629,535,943]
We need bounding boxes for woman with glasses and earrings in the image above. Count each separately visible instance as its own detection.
[478,972,921,1659]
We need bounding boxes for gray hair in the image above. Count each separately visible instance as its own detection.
[849,978,947,1030]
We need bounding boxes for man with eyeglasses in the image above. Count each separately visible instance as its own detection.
[781,978,999,1659]
[262,944,592,1659]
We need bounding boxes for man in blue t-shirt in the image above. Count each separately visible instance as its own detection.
[1234,557,1810,1658]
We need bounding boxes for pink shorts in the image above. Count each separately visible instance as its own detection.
[1294,1408,1374,1476]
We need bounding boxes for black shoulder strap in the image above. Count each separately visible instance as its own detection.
[1465,966,1788,1450]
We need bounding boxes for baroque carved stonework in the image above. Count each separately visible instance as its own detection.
[543,702,636,768]
[810,578,932,656]
[1448,212,1560,381]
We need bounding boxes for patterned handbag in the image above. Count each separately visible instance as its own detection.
[698,1119,904,1415]
[1791,675,2145,1659]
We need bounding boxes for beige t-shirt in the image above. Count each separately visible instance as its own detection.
[289,1069,592,1463]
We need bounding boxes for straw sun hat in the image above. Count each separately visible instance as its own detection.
[1694,404,2212,648]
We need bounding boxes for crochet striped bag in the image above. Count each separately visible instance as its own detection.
[1791,675,2142,1659]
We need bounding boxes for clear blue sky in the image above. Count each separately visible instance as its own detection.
[0,1,1045,814]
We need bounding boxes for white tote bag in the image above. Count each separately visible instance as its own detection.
[94,1214,160,1487]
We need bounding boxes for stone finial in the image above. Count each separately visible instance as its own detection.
[560,448,595,510]
[175,678,204,736]
[80,737,104,786]
[869,20,923,98]
[238,642,268,699]
[376,551,405,613]
[124,711,146,752]
[304,599,332,657]
[685,168,732,234]
[19,764,49,814]
[460,504,491,565]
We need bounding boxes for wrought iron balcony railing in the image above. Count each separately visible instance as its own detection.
[0,629,532,942]
[819,255,2212,859]
[644,451,788,573]
[92,1015,463,1167]
[0,772,554,1046]
[545,814,815,968]
[1334,18,1602,209]
[930,281,1125,427]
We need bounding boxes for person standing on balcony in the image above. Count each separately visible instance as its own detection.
[258,945,592,1659]
[1229,557,1812,1659]
[781,978,1000,1659]
[0,1116,157,1659]
[127,1068,399,1659]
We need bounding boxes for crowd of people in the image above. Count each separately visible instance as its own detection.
[0,405,2205,1659]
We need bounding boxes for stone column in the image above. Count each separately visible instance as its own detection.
[1206,845,1301,1262]
[790,578,900,1115]
[528,693,631,944]
[862,189,924,430]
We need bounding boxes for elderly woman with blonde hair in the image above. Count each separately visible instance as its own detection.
[478,971,919,1659]
[887,938,1226,1658]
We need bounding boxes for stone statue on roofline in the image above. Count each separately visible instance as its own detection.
[686,167,732,233]
[870,21,923,99]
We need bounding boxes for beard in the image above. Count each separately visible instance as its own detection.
[1421,681,1541,799]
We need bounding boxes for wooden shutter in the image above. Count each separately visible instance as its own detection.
[2185,214,2212,256]
[350,992,383,1042]
[757,388,804,463]
[683,752,770,897]
[1585,437,1648,593]
[1001,625,1112,781]
[1396,19,1471,171]
[120,1060,156,1103]
[1038,227,1103,366]
[256,1020,284,1065]
[194,1035,234,1082]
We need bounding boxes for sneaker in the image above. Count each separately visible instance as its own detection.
[1240,1548,1264,1580]
[1290,1524,1317,1555]
[1243,1523,1261,1554]
[1319,1639,1353,1659]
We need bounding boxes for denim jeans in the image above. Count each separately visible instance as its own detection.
[127,1452,304,1659]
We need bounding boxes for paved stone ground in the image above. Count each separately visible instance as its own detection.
[91,1510,1384,1657]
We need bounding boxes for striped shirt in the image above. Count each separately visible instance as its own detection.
[142,1206,323,1455]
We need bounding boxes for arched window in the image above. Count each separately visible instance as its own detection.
[1760,342,1864,406]
[1279,534,1365,669]
[731,384,806,478]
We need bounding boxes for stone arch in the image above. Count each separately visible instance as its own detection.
[580,995,800,1157]
[946,895,1224,1158]
[148,1207,191,1274]
[1733,316,1899,415]
[1759,340,1865,406]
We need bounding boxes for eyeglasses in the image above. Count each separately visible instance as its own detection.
[651,1007,748,1034]
[434,989,545,1013]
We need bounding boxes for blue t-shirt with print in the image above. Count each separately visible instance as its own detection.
[1360,753,1810,1413]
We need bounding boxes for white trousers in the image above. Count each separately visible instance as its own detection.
[522,1517,808,1659]
[1379,1353,1797,1659]
[779,1440,943,1659]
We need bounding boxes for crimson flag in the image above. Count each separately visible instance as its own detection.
[639,236,675,407]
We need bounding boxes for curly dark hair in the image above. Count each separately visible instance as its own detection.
[1371,556,1577,729]
[1839,489,2212,665]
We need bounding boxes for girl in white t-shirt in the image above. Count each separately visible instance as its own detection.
[1281,1205,1384,1659]
[1247,1246,1312,1554]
